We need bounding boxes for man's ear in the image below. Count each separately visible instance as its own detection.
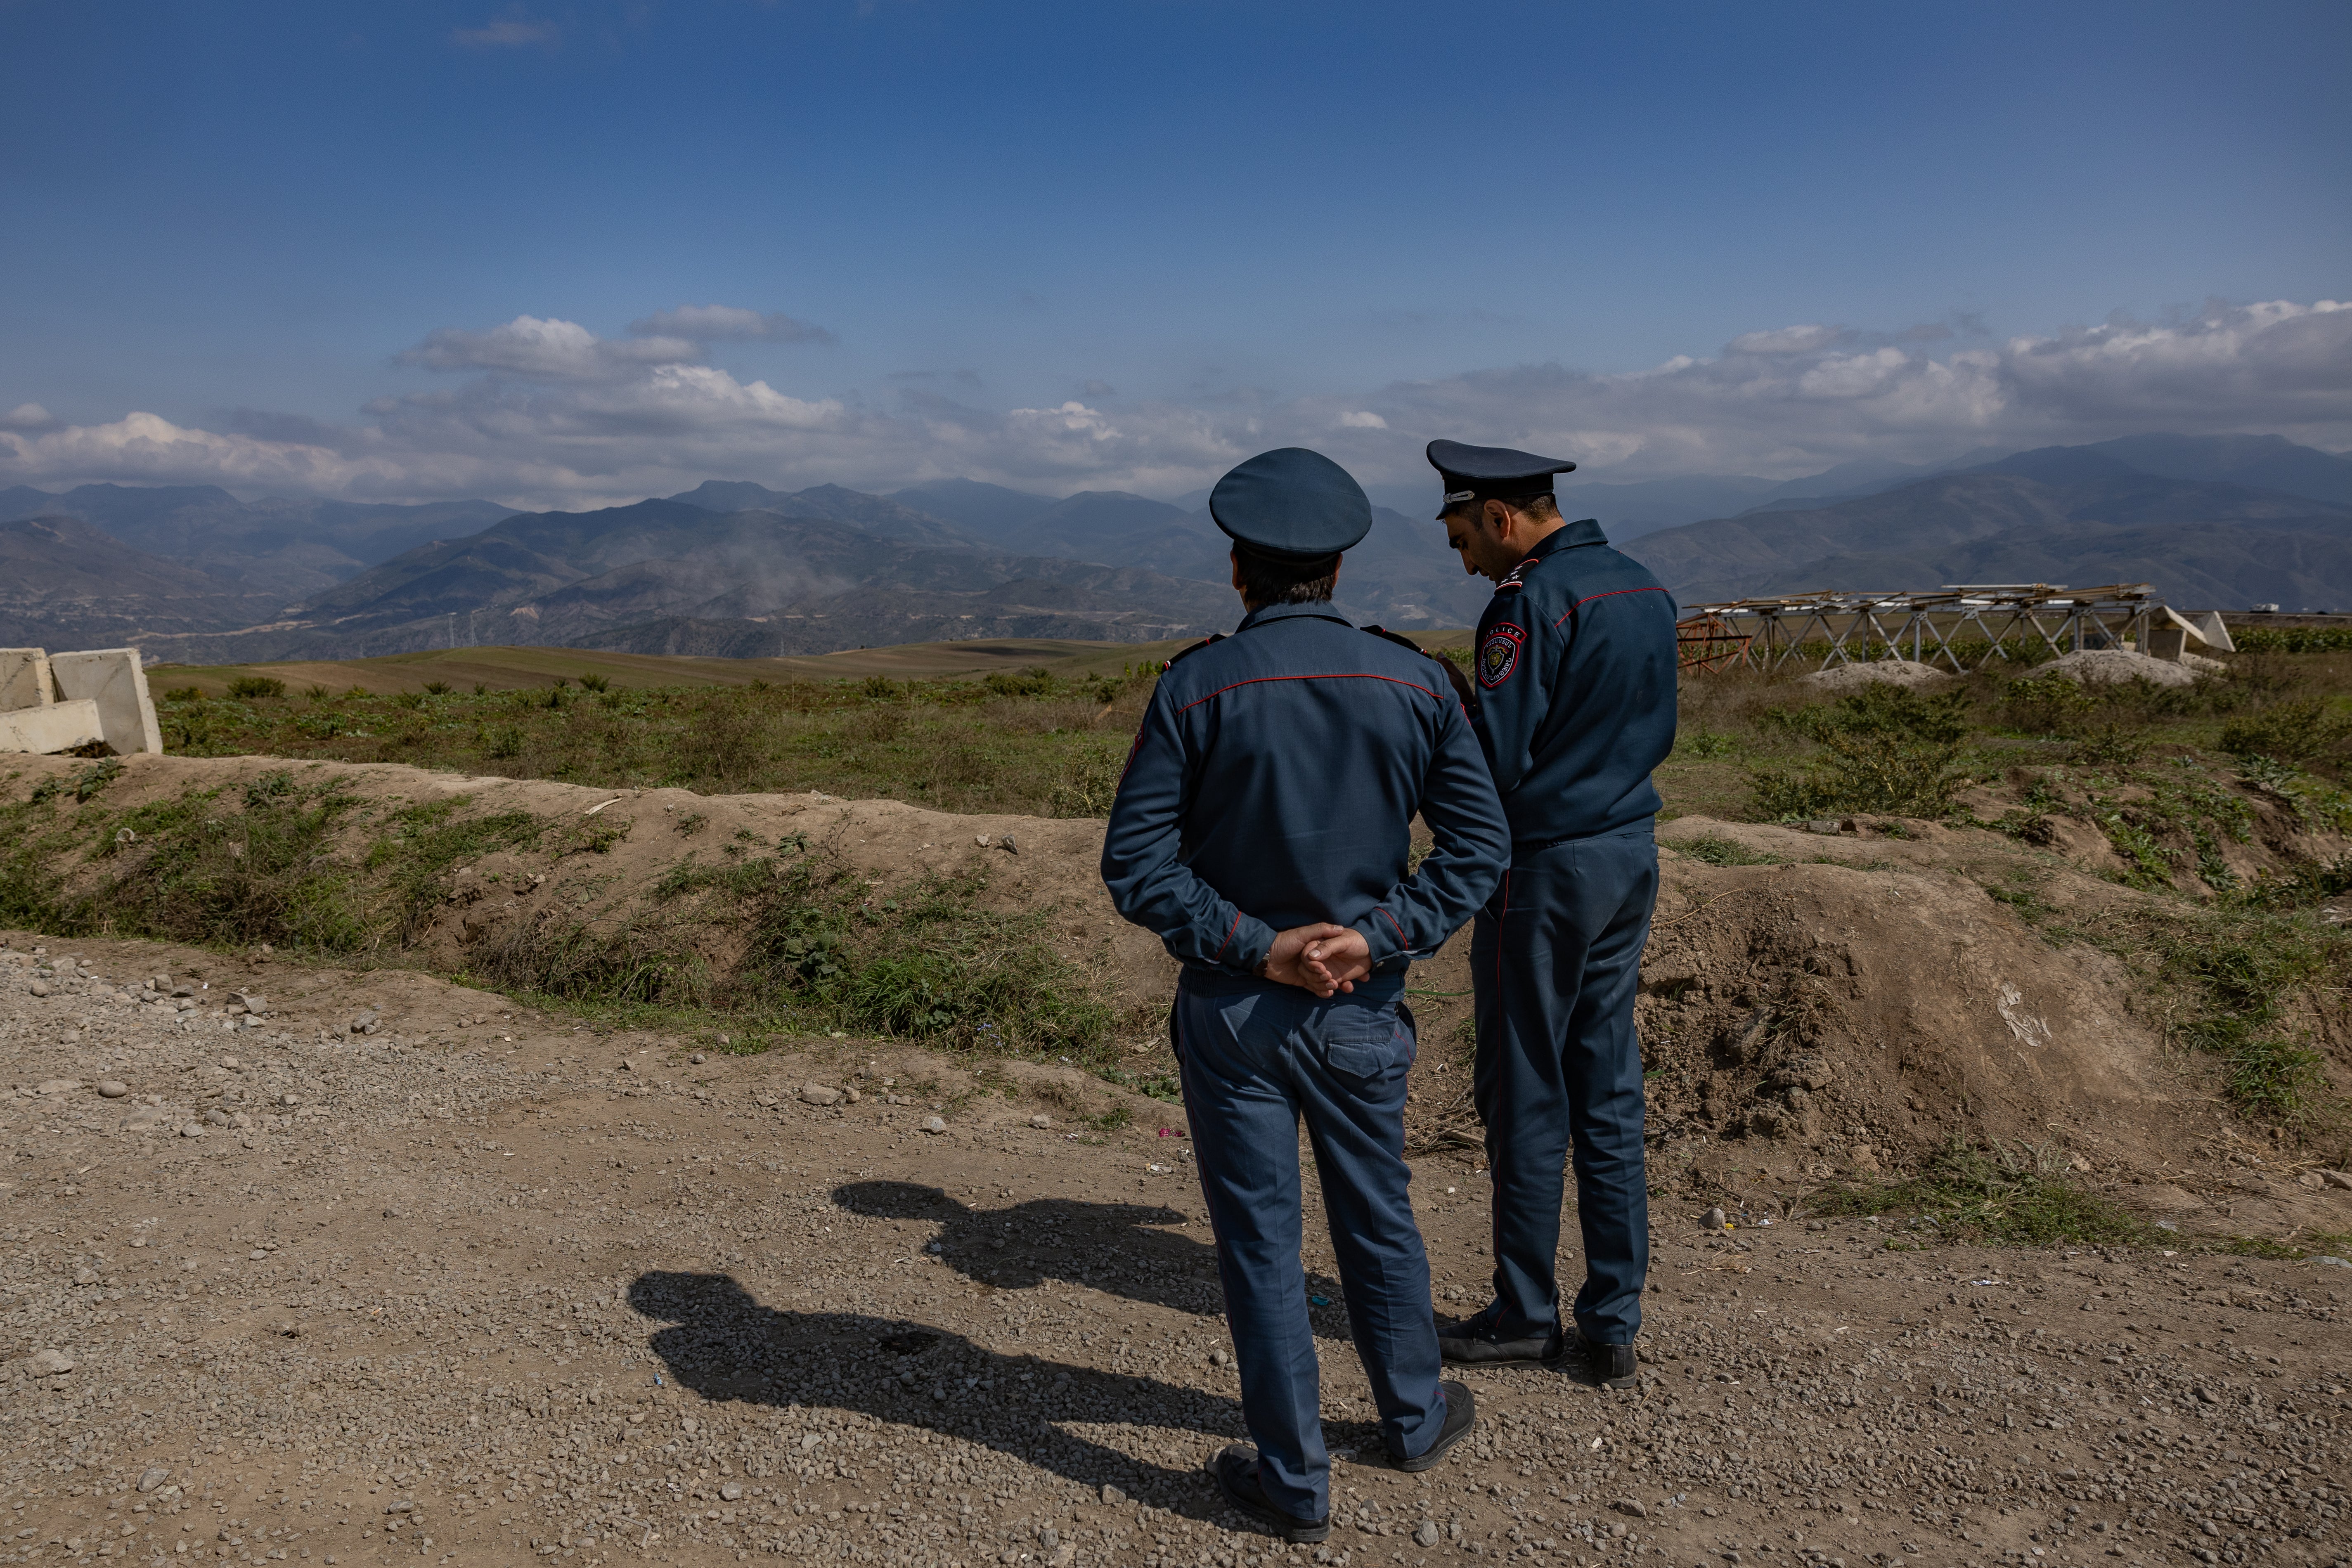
[1229,548,1245,594]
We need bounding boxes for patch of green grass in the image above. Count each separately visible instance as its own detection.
[1803,1140,2152,1247]
[0,773,556,963]
[2213,1230,2352,1261]
[38,771,374,953]
[1101,1067,1184,1104]
[147,665,1159,818]
[1675,834,1782,867]
[363,798,546,945]
[1750,685,1974,819]
[2136,902,2348,1123]
[477,841,1115,1067]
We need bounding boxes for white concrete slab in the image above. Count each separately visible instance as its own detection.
[0,698,103,754]
[0,649,54,713]
[47,648,162,755]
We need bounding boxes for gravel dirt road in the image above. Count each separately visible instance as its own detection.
[2,933,2347,1568]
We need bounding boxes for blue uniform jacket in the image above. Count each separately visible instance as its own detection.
[1101,600,1512,979]
[1469,520,1679,847]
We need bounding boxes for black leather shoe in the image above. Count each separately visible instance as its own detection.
[1437,1306,1559,1368]
[1562,1327,1638,1390]
[1394,1379,1477,1472]
[1211,1446,1330,1543]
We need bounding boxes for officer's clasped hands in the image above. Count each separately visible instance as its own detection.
[1298,928,1372,995]
[1260,922,1363,996]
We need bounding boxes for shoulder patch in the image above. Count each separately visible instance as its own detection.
[1494,554,1542,594]
[1159,633,1224,672]
[1477,621,1526,689]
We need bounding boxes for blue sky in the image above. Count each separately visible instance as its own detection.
[2,0,2347,506]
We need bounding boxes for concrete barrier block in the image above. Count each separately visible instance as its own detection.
[0,649,53,713]
[48,648,162,755]
[0,698,104,754]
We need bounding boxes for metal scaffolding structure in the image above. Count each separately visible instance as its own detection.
[1676,582,2167,674]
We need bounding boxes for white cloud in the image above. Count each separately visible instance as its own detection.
[627,305,835,345]
[2,299,2344,508]
[1726,324,1846,356]
[452,16,558,49]
[395,316,700,381]
[1342,298,2352,481]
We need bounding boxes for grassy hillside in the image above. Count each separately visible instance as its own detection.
[149,638,1197,697]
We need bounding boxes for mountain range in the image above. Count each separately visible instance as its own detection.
[1623,439,2352,608]
[2,430,2347,660]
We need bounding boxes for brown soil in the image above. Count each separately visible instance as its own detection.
[2,756,2349,1566]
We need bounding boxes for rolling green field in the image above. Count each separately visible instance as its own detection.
[146,636,1197,698]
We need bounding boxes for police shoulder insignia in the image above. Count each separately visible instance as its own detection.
[1160,633,1224,672]
[1493,555,1541,594]
[1477,621,1526,688]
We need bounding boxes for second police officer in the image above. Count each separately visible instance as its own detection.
[1417,439,1679,1389]
[1101,447,1511,1542]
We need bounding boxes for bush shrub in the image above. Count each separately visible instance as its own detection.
[2220,699,2352,765]
[1749,686,1973,818]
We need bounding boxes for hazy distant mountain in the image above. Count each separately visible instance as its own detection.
[1557,434,2352,536]
[0,513,284,648]
[996,490,1225,575]
[1558,456,2000,537]
[2078,433,2352,506]
[887,478,1056,539]
[133,497,1237,661]
[0,482,516,597]
[666,480,977,548]
[1626,468,2352,609]
[578,564,1235,657]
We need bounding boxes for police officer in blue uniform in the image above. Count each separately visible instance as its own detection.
[1420,439,1678,1390]
[1101,447,1512,1542]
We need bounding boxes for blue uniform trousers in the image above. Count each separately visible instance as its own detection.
[1468,825,1657,1345]
[1174,969,1446,1522]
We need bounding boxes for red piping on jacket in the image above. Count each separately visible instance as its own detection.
[1210,909,1244,960]
[1493,869,1510,1001]
[1171,672,1444,717]
[1552,583,1671,629]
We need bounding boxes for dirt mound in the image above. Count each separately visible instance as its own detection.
[2041,649,2200,687]
[1796,659,1953,692]
[5,752,2344,1233]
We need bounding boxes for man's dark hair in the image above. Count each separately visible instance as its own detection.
[1443,491,1560,525]
[1235,547,1338,606]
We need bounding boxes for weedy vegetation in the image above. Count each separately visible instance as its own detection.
[145,662,1160,819]
[1667,642,2352,1133]
[1803,1139,2155,1249]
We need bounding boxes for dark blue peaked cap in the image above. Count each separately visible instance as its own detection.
[1208,447,1372,563]
[1426,439,1578,513]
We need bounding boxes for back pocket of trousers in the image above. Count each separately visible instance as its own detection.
[1320,1019,1413,1081]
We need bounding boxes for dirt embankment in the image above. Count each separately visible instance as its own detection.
[4,750,2349,1239]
